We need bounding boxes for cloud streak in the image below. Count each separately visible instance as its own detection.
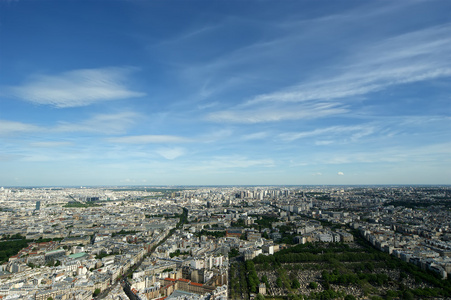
[189,155,275,172]
[0,120,41,136]
[54,112,139,134]
[155,147,186,160]
[206,102,347,124]
[0,112,139,137]
[8,67,145,108]
[107,135,191,144]
[246,23,451,106]
[279,125,375,142]
[203,23,451,125]
[30,141,73,147]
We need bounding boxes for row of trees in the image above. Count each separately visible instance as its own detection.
[1,233,25,240]
[253,248,386,265]
[0,238,29,263]
[229,261,250,299]
[322,270,389,286]
[246,261,260,293]
[112,230,139,237]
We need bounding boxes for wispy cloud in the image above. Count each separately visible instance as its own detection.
[155,147,186,160]
[0,120,41,136]
[199,128,234,143]
[302,142,451,166]
[7,67,145,108]
[241,131,269,141]
[107,135,191,144]
[189,155,275,172]
[206,102,347,124]
[55,112,139,134]
[203,22,451,125]
[246,23,451,106]
[279,125,376,142]
[157,25,220,47]
[315,140,333,146]
[30,141,73,147]
[0,112,139,137]
[197,101,219,110]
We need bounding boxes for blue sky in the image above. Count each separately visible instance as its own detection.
[0,0,450,186]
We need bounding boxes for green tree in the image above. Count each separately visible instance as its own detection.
[261,274,270,289]
[291,278,300,289]
[403,290,414,300]
[309,281,318,289]
[93,288,101,297]
[228,248,240,258]
[276,277,283,288]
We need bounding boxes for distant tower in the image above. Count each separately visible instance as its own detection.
[35,201,41,210]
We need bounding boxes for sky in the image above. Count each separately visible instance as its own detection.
[0,0,450,186]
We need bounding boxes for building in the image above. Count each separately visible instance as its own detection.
[45,249,66,262]
[259,283,266,295]
[225,228,242,238]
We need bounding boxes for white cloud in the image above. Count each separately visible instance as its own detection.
[0,112,138,139]
[279,127,335,142]
[315,140,333,146]
[241,132,269,141]
[0,120,41,136]
[294,142,451,166]
[107,135,191,144]
[338,172,344,176]
[30,141,73,147]
[8,67,145,108]
[279,125,375,142]
[189,155,275,171]
[55,112,139,134]
[199,129,234,143]
[198,101,219,110]
[246,24,451,106]
[155,147,186,160]
[206,102,347,124]
[157,24,219,47]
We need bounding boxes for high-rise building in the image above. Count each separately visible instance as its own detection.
[35,201,41,210]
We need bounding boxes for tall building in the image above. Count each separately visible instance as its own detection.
[35,201,41,210]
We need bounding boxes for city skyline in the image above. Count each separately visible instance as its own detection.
[1,0,450,186]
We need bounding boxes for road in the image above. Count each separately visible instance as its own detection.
[95,206,188,299]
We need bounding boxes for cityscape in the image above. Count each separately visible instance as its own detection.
[0,185,450,299]
[1,0,451,299]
